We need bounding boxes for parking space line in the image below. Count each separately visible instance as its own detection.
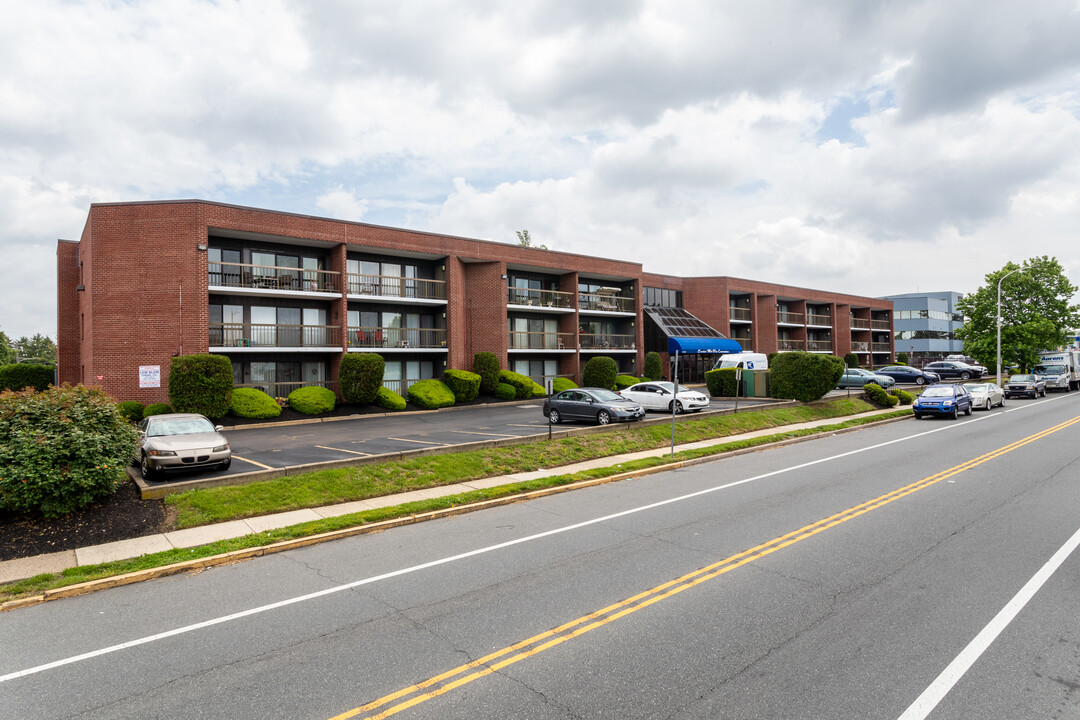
[505,423,547,428]
[449,430,521,438]
[386,437,450,446]
[231,454,274,470]
[315,445,372,457]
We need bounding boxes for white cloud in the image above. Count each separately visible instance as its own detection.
[315,187,369,220]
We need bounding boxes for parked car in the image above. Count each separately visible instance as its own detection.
[913,384,974,419]
[136,413,231,479]
[543,387,646,425]
[966,382,1005,410]
[923,361,985,380]
[874,365,941,385]
[618,381,710,413]
[837,367,896,389]
[1003,374,1047,399]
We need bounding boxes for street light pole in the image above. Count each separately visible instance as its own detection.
[996,266,1024,384]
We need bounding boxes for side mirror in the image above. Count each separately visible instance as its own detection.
[215,425,225,432]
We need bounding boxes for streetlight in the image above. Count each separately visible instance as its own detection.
[996,262,1043,383]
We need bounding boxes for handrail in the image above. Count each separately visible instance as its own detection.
[209,261,339,293]
[507,330,577,350]
[347,326,447,349]
[579,293,635,313]
[579,333,636,350]
[345,273,446,300]
[209,323,341,347]
[507,288,574,308]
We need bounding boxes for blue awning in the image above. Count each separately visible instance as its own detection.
[667,337,744,355]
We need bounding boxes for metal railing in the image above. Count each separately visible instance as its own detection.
[871,319,892,331]
[209,323,341,347]
[872,342,892,352]
[579,293,634,313]
[236,380,337,399]
[777,338,805,351]
[732,338,753,350]
[347,326,446,349]
[508,331,577,350]
[209,262,339,293]
[806,313,832,326]
[579,333,636,350]
[851,341,870,352]
[777,312,804,325]
[850,318,871,329]
[729,307,752,322]
[807,340,833,352]
[507,288,574,308]
[345,273,446,300]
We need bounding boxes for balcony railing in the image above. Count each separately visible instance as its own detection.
[851,341,870,352]
[579,333,636,350]
[209,262,339,293]
[507,288,574,308]
[850,318,871,329]
[508,331,577,350]
[237,380,337,399]
[872,342,892,352]
[777,312,804,325]
[346,326,446,349]
[806,313,832,326]
[807,340,833,352]
[579,293,635,313]
[729,307,752,322]
[871,319,892,331]
[345,273,446,301]
[210,323,341,348]
[777,339,805,351]
[732,338,753,350]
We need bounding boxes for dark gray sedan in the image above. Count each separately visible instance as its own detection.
[543,388,645,425]
[137,413,232,479]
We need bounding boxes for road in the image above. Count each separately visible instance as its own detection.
[3,394,1078,718]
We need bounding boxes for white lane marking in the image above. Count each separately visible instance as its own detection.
[231,455,273,470]
[450,430,520,438]
[0,411,1043,683]
[897,524,1080,720]
[315,445,371,457]
[385,437,449,446]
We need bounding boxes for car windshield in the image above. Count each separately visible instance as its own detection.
[967,385,987,394]
[1011,374,1036,382]
[589,389,623,402]
[1036,364,1065,374]
[654,382,692,393]
[922,387,955,397]
[148,417,216,436]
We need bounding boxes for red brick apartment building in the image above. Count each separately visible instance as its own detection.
[56,200,894,403]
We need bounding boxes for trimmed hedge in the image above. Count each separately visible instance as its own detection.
[443,369,481,402]
[705,367,738,397]
[614,374,640,390]
[143,402,172,417]
[889,388,915,405]
[0,363,55,392]
[844,353,859,368]
[472,352,501,394]
[116,400,144,424]
[494,382,517,400]
[288,386,336,415]
[376,386,407,411]
[407,379,456,409]
[551,377,577,393]
[864,382,900,407]
[230,388,282,419]
[644,352,662,381]
[0,385,138,518]
[769,352,845,403]
[582,356,618,390]
[339,353,384,405]
[498,370,546,399]
[168,354,233,419]
[896,352,910,366]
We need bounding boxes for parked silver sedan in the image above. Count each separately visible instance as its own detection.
[966,382,1005,410]
[137,413,231,479]
[618,381,710,413]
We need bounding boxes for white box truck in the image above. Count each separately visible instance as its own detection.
[1034,349,1080,392]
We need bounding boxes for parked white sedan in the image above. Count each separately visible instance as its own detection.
[966,382,1005,411]
[619,381,710,414]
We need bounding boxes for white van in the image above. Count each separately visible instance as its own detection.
[712,352,769,371]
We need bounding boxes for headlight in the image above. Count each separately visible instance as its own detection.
[942,401,953,407]
[148,449,177,457]
[213,444,230,452]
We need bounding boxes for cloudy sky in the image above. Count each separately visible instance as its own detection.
[3,0,1080,340]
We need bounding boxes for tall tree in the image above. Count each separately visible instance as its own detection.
[0,330,14,365]
[955,256,1080,371]
[12,334,57,365]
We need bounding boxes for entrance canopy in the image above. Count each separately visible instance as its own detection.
[667,337,744,355]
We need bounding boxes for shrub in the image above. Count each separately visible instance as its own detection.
[494,382,517,400]
[143,402,172,417]
[230,388,282,419]
[168,354,233,419]
[339,353,384,405]
[551,377,578,393]
[407,379,456,409]
[896,352,910,366]
[116,400,145,424]
[643,352,663,381]
[769,352,846,403]
[375,386,407,411]
[614,374,639,390]
[844,353,859,368]
[863,382,900,407]
[498,370,546,399]
[472,352,501,394]
[0,385,138,518]
[442,369,482,402]
[582,356,618,390]
[889,388,915,405]
[0,363,55,392]
[288,386,336,415]
[705,367,738,397]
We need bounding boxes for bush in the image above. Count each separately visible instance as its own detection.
[472,352,501,394]
[705,367,738,397]
[643,352,662,381]
[551,377,578,393]
[375,386,407,411]
[614,374,640,390]
[339,353,384,405]
[230,388,282,419]
[116,400,144,424]
[844,353,859,368]
[863,382,900,407]
[769,352,846,403]
[442,369,482,402]
[896,352,910,366]
[582,356,618,390]
[889,388,915,405]
[498,370,545,399]
[288,386,336,415]
[0,385,138,518]
[168,354,233,419]
[0,363,55,392]
[143,402,172,417]
[494,382,517,400]
[407,379,457,409]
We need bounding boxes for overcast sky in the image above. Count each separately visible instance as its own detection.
[3,0,1080,340]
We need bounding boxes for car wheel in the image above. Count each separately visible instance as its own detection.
[916,377,925,385]
[913,412,922,419]
[951,406,958,419]
[999,397,1005,407]
[220,458,231,471]
[596,410,611,425]
[140,453,157,480]
[1040,388,1046,397]
[960,371,971,380]
[548,408,561,424]
[985,399,992,411]
[964,404,972,416]
[668,400,684,414]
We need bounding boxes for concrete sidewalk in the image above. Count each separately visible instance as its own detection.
[0,407,907,585]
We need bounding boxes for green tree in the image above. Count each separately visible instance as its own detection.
[0,329,15,365]
[955,257,1080,372]
[515,229,548,250]
[12,334,57,365]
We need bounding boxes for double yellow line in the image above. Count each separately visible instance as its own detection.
[331,414,1080,720]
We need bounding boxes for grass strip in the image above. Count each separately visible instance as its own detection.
[1,406,907,601]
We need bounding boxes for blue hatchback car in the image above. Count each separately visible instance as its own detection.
[913,384,973,419]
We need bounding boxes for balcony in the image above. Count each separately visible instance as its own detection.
[210,323,341,349]
[777,339,805,351]
[729,307,752,322]
[579,293,635,313]
[850,318,871,330]
[508,331,577,351]
[346,326,447,350]
[807,340,833,352]
[777,312,804,325]
[872,342,892,353]
[732,338,753,350]
[209,262,339,294]
[871,319,892,331]
[579,333,636,351]
[851,341,870,352]
[345,273,446,304]
[806,313,832,327]
[508,287,575,310]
